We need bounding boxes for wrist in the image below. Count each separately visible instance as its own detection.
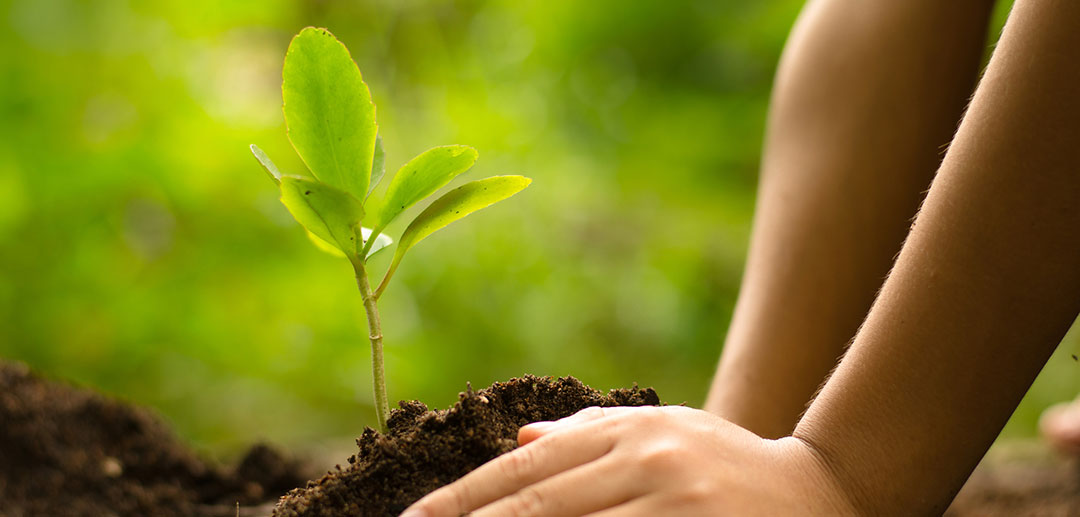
[781,433,874,516]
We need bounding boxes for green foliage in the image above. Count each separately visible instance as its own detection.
[379,176,531,296]
[261,27,530,280]
[369,135,386,198]
[396,175,531,255]
[370,145,478,232]
[249,144,282,184]
[306,230,348,258]
[278,176,364,255]
[282,27,377,201]
[253,26,531,431]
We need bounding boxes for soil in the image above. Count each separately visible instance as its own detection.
[2,357,1077,516]
[946,445,1080,516]
[0,360,309,517]
[271,375,661,516]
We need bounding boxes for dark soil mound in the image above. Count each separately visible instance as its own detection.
[0,360,308,517]
[272,375,661,516]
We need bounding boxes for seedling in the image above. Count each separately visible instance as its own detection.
[250,28,531,432]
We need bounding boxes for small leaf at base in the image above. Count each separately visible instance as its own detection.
[250,144,282,184]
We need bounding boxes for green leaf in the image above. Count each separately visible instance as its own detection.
[249,144,282,184]
[368,134,385,198]
[377,175,530,297]
[306,230,346,258]
[307,227,390,259]
[283,27,376,201]
[279,176,364,255]
[373,145,478,229]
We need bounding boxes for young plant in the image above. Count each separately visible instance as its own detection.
[249,27,531,433]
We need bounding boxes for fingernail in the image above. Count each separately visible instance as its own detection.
[524,421,557,432]
[399,508,426,517]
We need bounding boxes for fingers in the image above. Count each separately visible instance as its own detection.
[470,455,639,517]
[404,416,620,517]
[519,406,641,445]
[583,495,663,517]
[1040,397,1080,455]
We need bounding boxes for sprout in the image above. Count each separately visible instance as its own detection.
[249,27,530,432]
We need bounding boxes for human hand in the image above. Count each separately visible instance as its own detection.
[401,405,856,516]
[1040,395,1080,455]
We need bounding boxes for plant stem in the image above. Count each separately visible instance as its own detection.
[352,258,389,433]
[359,223,385,258]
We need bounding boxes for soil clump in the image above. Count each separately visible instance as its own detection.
[0,360,308,517]
[272,375,660,516]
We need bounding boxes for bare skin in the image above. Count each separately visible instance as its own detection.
[402,0,1080,515]
[1042,396,1080,455]
[705,0,997,439]
[792,3,1080,511]
[791,0,1080,510]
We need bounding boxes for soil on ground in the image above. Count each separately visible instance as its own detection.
[0,360,309,517]
[947,444,1080,516]
[2,358,1077,516]
[271,375,661,516]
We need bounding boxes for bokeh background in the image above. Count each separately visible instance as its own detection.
[1,0,1076,459]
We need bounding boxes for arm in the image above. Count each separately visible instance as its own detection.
[403,1,1080,515]
[706,0,996,438]
[795,0,1080,512]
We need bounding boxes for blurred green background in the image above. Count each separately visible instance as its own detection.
[0,0,1075,458]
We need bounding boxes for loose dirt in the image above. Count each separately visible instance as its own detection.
[2,358,1076,516]
[272,375,660,516]
[0,360,308,517]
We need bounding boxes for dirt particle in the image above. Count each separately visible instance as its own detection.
[101,457,123,478]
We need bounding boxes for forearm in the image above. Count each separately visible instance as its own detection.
[794,0,1080,513]
[706,0,994,438]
